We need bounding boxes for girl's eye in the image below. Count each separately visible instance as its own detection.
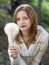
[16,17,28,21]
[16,18,20,21]
[23,17,28,20]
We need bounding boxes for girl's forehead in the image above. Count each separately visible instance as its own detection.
[16,10,28,17]
[17,10,26,14]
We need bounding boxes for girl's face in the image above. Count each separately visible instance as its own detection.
[16,10,32,32]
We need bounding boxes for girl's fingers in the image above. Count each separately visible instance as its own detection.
[8,46,18,58]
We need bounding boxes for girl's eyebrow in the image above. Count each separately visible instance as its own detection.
[17,14,28,17]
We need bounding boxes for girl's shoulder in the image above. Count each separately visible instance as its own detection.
[37,25,48,36]
[37,25,49,51]
[35,25,49,43]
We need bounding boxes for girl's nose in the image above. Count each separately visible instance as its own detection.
[20,18,24,24]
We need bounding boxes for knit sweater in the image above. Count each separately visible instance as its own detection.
[9,25,49,65]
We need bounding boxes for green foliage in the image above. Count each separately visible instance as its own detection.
[0,56,3,62]
[0,0,7,4]
[0,29,4,36]
[26,0,38,7]
[32,0,38,7]
[0,9,13,23]
[0,9,6,21]
[45,26,49,33]
[30,0,49,24]
[41,1,49,24]
[26,0,34,5]
[43,0,49,2]
[0,56,10,65]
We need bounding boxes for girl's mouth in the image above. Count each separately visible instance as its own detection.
[20,25,26,28]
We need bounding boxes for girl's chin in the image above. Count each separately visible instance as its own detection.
[20,29,27,31]
[20,27,29,32]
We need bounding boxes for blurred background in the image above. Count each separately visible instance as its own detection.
[0,0,49,65]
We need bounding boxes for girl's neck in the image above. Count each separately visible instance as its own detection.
[20,31,34,49]
[21,31,30,38]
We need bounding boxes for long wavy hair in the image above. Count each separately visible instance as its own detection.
[13,4,38,44]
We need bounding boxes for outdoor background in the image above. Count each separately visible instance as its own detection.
[0,0,49,65]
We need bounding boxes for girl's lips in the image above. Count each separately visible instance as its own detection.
[20,25,26,28]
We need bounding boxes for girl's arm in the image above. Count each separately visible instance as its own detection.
[31,29,49,65]
[8,45,26,65]
[9,52,26,65]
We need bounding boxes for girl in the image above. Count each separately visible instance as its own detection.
[8,4,49,65]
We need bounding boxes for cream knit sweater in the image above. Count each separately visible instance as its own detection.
[4,23,49,65]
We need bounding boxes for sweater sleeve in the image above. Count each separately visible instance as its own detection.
[9,53,26,65]
[9,56,19,65]
[32,29,49,64]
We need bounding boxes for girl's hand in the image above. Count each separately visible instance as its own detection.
[8,46,18,59]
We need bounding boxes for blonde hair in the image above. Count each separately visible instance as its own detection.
[14,4,38,44]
